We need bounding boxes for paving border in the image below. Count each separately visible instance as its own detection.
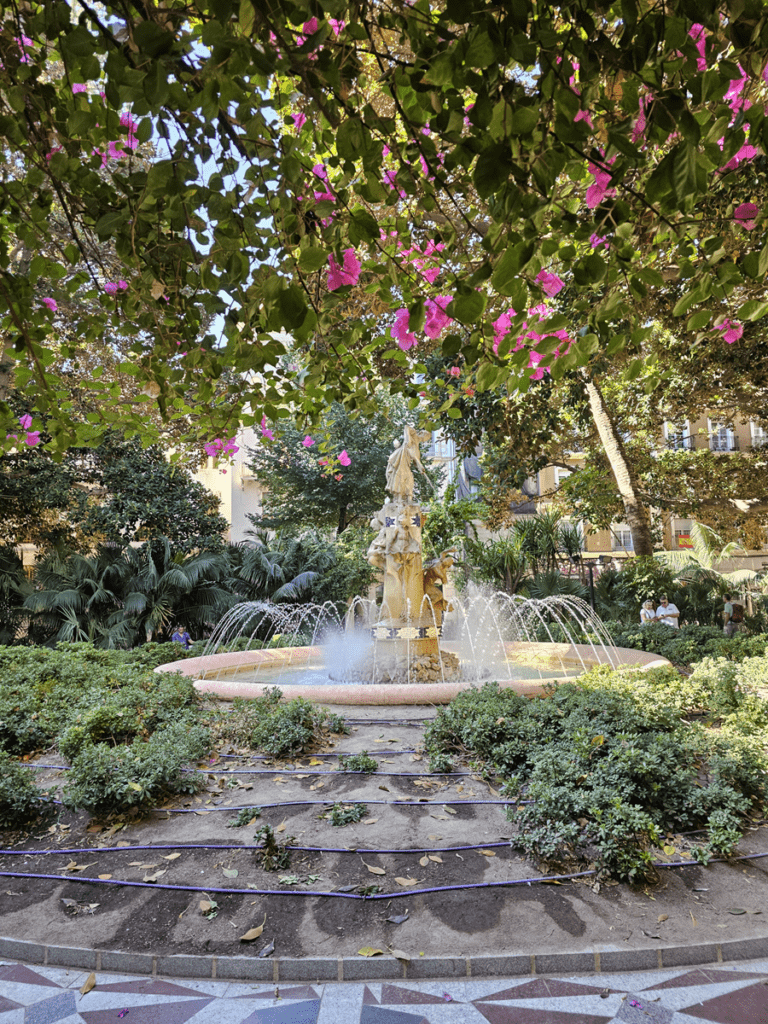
[4,934,768,981]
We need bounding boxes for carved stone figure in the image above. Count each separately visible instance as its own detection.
[385,425,432,502]
[422,548,457,626]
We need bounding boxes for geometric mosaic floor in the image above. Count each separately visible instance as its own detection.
[3,960,768,1024]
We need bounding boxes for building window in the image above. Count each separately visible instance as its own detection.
[708,420,738,452]
[663,421,692,450]
[554,468,572,488]
[611,526,634,552]
[673,519,694,549]
[750,422,768,447]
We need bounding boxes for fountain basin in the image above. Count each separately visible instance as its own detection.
[158,642,669,705]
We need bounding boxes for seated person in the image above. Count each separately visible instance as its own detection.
[171,624,193,649]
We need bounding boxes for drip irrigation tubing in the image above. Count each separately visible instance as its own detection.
[0,841,513,857]
[3,851,768,900]
[20,764,476,778]
[217,750,421,757]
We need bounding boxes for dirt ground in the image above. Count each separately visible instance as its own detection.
[2,703,768,961]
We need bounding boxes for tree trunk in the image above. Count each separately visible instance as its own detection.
[337,504,348,535]
[584,377,655,556]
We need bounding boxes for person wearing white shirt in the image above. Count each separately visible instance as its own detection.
[655,596,680,628]
[640,600,656,624]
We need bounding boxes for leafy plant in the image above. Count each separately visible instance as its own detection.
[228,807,262,828]
[254,824,295,871]
[428,752,454,774]
[220,688,347,758]
[61,722,209,817]
[337,751,378,773]
[0,751,51,828]
[327,803,369,827]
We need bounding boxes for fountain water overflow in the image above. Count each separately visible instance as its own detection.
[164,428,668,703]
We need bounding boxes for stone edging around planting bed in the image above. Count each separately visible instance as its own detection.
[3,934,768,982]
[159,643,670,705]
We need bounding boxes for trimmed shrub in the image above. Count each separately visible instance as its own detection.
[0,750,51,828]
[219,688,348,758]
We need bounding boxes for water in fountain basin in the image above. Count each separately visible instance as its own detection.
[198,592,616,687]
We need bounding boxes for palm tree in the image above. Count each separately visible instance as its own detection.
[232,530,336,603]
[655,522,758,588]
[119,539,236,642]
[23,546,133,648]
[0,545,33,645]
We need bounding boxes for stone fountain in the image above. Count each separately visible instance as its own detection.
[359,425,460,685]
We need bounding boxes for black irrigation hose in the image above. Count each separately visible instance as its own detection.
[3,851,767,900]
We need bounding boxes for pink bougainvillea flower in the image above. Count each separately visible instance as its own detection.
[302,435,314,447]
[260,417,275,441]
[72,83,88,93]
[713,319,743,344]
[327,248,361,291]
[574,108,594,130]
[536,270,565,297]
[590,233,609,250]
[338,450,351,467]
[24,431,41,447]
[734,202,759,230]
[203,442,218,457]
[424,296,453,339]
[328,18,345,35]
[104,282,119,295]
[19,414,33,430]
[42,297,57,311]
[392,308,418,350]
[334,473,344,481]
[318,457,329,466]
[719,135,759,173]
[292,112,307,131]
[585,159,616,209]
[382,169,407,199]
[448,366,461,377]
[689,23,707,71]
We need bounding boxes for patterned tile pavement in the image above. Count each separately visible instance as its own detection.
[3,959,768,1024]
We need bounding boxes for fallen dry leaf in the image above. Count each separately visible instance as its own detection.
[308,758,323,765]
[410,754,422,762]
[363,862,386,876]
[690,911,698,926]
[199,900,213,914]
[378,785,390,792]
[443,805,457,815]
[162,852,182,861]
[143,869,167,883]
[428,855,443,863]
[394,877,419,887]
[431,814,448,821]
[64,861,97,873]
[358,946,384,956]
[240,914,267,941]
[428,834,443,841]
[478,849,496,857]
[419,855,429,867]
[276,821,287,833]
[658,914,669,923]
[79,972,96,995]
[222,868,238,878]
[98,874,112,880]
[363,818,378,825]
[389,948,411,961]
[385,912,409,924]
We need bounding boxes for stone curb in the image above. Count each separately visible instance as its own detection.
[4,935,768,982]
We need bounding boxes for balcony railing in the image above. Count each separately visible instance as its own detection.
[665,435,694,450]
[709,435,740,452]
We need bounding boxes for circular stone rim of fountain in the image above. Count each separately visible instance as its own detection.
[156,642,671,706]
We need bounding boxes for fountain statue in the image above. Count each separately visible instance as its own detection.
[362,426,460,684]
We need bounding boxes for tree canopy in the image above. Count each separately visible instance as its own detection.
[3,0,768,467]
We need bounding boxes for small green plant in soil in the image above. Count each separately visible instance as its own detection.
[227,807,262,828]
[327,802,369,826]
[428,752,453,774]
[254,824,295,871]
[0,750,52,828]
[218,688,348,758]
[337,751,378,773]
[425,670,768,882]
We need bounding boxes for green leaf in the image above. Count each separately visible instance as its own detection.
[95,212,124,238]
[337,117,368,161]
[473,146,510,197]
[475,362,505,391]
[298,248,328,273]
[278,285,308,327]
[350,208,380,242]
[144,62,170,107]
[511,106,538,135]
[465,28,496,68]
[492,241,534,295]
[686,310,712,330]
[240,0,256,35]
[573,254,606,286]
[736,299,768,320]
[448,291,487,323]
[672,143,698,202]
[625,358,644,381]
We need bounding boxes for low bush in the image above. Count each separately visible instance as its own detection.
[424,677,767,881]
[601,622,768,667]
[61,722,209,817]
[0,751,51,828]
[337,751,378,773]
[218,688,348,758]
